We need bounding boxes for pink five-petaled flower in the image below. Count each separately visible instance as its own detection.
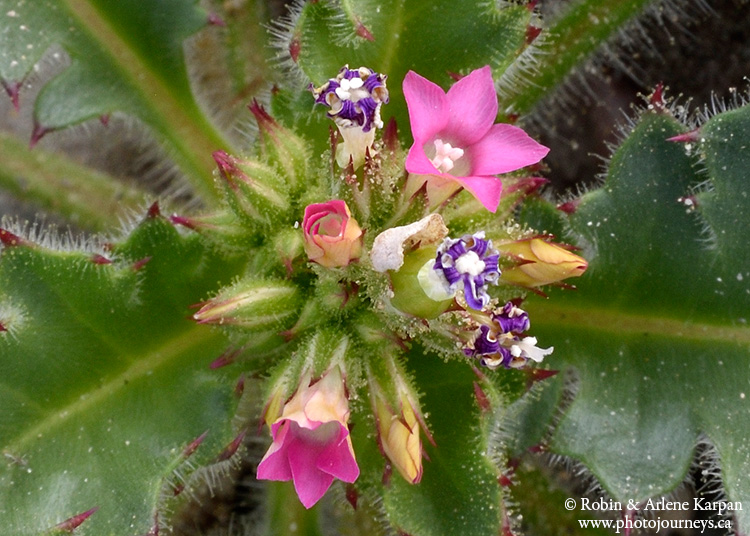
[403,66,549,212]
[303,200,363,268]
[257,366,359,508]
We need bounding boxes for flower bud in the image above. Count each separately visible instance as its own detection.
[374,391,424,484]
[498,237,588,287]
[193,278,300,331]
[249,100,309,190]
[213,151,290,226]
[303,200,363,268]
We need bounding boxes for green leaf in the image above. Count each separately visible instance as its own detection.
[0,216,246,534]
[285,0,529,139]
[523,106,750,529]
[0,0,233,201]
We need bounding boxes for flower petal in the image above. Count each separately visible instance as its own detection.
[318,429,359,483]
[454,175,504,212]
[466,123,549,176]
[405,144,441,175]
[257,421,293,481]
[445,66,497,146]
[403,71,449,143]
[287,434,336,509]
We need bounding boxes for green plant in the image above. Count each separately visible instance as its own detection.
[1,1,749,535]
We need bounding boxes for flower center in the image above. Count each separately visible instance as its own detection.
[430,139,464,173]
[454,250,486,276]
[315,214,344,237]
[336,77,368,103]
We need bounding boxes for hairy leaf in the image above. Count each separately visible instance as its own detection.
[0,0,232,201]
[0,216,246,534]
[524,105,750,529]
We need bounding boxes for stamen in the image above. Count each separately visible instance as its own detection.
[430,139,465,173]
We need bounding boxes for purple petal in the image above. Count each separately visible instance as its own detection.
[463,275,487,310]
[445,66,497,146]
[466,123,549,176]
[454,175,504,213]
[403,71,449,143]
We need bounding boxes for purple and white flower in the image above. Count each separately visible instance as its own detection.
[311,66,389,168]
[433,232,500,310]
[465,302,553,369]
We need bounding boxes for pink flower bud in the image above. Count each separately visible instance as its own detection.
[257,366,359,508]
[303,200,363,268]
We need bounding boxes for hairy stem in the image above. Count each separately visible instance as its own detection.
[503,0,657,115]
[0,131,148,231]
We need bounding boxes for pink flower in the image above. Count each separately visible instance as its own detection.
[303,200,363,268]
[257,367,359,508]
[403,66,549,212]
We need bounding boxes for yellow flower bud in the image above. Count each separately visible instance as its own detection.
[375,393,423,484]
[499,237,587,287]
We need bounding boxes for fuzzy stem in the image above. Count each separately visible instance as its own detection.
[502,0,656,115]
[0,131,148,231]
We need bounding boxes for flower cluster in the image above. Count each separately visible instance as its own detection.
[216,65,589,510]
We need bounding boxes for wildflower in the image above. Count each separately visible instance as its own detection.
[311,66,389,168]
[403,66,548,212]
[465,302,553,369]
[257,366,359,508]
[303,200,363,268]
[433,232,500,310]
[499,237,588,287]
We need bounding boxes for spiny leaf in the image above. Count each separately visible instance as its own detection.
[0,217,247,534]
[0,0,233,201]
[523,105,750,529]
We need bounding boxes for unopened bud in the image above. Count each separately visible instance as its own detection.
[498,237,587,287]
[303,200,363,268]
[249,100,310,189]
[375,393,423,484]
[193,279,300,331]
[213,151,290,226]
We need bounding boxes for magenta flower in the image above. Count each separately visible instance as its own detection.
[257,366,359,508]
[403,66,549,212]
